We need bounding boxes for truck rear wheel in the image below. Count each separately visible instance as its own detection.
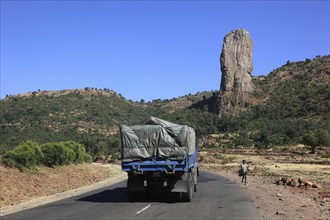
[127,190,136,202]
[183,173,194,202]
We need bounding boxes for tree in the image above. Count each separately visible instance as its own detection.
[302,129,330,154]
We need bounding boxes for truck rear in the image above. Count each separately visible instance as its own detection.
[120,117,198,202]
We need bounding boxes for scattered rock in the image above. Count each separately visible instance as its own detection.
[275,211,286,216]
[276,177,296,186]
[312,182,321,189]
[298,178,313,187]
[291,180,299,187]
[276,177,320,189]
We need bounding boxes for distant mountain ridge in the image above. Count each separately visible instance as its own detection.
[4,88,119,99]
[1,55,329,152]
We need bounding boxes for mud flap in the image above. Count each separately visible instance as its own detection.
[170,172,189,193]
[191,167,198,192]
[127,173,145,192]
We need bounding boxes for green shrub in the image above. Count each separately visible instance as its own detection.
[41,141,91,166]
[229,131,253,148]
[83,153,92,162]
[41,142,75,166]
[302,129,330,153]
[2,141,43,170]
[111,152,121,161]
[2,151,17,167]
[2,140,91,170]
[62,140,87,164]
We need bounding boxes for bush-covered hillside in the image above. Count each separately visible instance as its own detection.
[1,55,329,154]
[0,88,221,154]
[0,89,147,153]
[219,55,330,148]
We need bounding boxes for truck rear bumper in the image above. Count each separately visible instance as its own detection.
[126,171,191,193]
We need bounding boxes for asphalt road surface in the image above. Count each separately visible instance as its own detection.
[2,171,263,220]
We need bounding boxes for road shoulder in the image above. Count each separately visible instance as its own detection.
[0,163,127,216]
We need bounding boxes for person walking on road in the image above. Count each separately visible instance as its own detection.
[239,160,248,185]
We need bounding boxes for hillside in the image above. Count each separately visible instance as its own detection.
[0,88,220,153]
[216,55,330,148]
[252,55,330,118]
[1,89,136,152]
[0,55,329,153]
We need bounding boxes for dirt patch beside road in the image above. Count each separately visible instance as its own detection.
[208,169,329,219]
[0,163,127,216]
[200,149,330,219]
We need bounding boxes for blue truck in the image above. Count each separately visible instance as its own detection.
[120,117,199,202]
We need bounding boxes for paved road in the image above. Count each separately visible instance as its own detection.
[2,171,262,220]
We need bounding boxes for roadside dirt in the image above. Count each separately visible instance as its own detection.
[0,163,126,216]
[200,149,330,220]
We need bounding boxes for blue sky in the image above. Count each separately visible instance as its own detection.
[1,1,329,101]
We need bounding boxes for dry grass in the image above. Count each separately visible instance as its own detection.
[199,148,330,185]
[199,147,330,219]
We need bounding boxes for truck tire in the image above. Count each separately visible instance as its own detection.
[193,168,198,192]
[127,190,136,202]
[183,173,193,202]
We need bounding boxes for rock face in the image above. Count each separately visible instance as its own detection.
[218,29,254,116]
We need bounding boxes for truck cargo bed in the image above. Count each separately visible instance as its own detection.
[120,117,198,202]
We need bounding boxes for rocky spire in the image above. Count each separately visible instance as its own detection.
[218,29,254,117]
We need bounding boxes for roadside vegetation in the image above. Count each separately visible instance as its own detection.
[2,140,91,170]
[0,55,329,165]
